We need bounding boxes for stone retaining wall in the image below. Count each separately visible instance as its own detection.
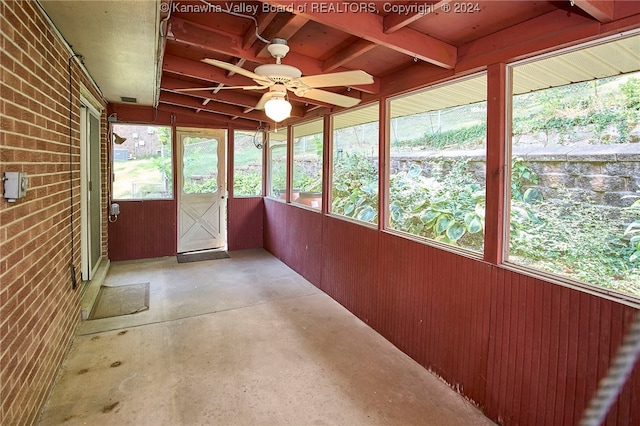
[390,143,640,208]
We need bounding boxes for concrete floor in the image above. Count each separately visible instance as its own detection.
[39,249,495,426]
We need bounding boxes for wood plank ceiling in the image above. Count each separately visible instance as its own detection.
[158,0,628,128]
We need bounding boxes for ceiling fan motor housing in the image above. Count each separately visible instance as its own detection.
[268,38,290,59]
[253,64,302,83]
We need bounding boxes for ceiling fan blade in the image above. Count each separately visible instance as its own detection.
[255,92,272,110]
[173,85,268,92]
[299,89,362,108]
[202,58,270,84]
[297,70,373,88]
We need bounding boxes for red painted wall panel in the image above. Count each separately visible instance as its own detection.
[110,197,264,260]
[321,216,379,325]
[485,270,640,426]
[228,197,263,250]
[376,233,491,405]
[264,199,324,286]
[264,201,640,426]
[286,206,323,285]
[108,200,176,261]
[264,200,289,262]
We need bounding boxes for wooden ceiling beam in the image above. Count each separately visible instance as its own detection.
[322,39,376,72]
[168,17,258,62]
[161,76,262,109]
[167,17,380,93]
[380,5,614,96]
[163,54,257,87]
[169,16,317,70]
[572,0,615,23]
[256,14,310,57]
[261,1,456,69]
[162,56,338,109]
[243,10,278,49]
[383,1,451,34]
[157,104,258,128]
[456,9,600,73]
[159,90,305,119]
[160,91,306,119]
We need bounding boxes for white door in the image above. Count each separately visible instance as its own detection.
[80,101,102,281]
[177,128,227,253]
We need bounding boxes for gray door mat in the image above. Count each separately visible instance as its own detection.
[177,249,230,263]
[89,282,150,320]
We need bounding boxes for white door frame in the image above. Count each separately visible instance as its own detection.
[176,127,227,253]
[80,89,102,281]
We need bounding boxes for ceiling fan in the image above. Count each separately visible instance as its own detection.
[175,39,374,122]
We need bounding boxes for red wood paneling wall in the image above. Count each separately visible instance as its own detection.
[264,200,323,285]
[108,200,176,261]
[264,198,640,426]
[228,197,264,250]
[486,271,640,426]
[109,197,265,259]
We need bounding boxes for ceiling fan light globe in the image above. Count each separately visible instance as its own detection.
[264,98,291,123]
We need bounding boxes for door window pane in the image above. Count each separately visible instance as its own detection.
[112,124,173,200]
[182,136,219,194]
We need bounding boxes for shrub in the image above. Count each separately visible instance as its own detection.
[389,160,485,248]
[331,152,378,223]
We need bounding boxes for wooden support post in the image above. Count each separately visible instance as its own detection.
[322,114,332,215]
[484,63,508,264]
[378,100,388,231]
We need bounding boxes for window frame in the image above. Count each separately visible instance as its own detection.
[291,117,324,211]
[266,128,288,200]
[110,123,174,201]
[232,129,264,198]
[383,72,489,260]
[328,102,381,226]
[502,31,640,307]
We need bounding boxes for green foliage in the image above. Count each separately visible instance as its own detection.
[234,169,262,196]
[512,78,638,144]
[270,146,287,193]
[510,192,639,294]
[622,196,640,262]
[331,152,378,223]
[620,77,640,110]
[389,160,485,248]
[395,123,486,149]
[184,177,218,194]
[293,168,322,193]
[156,126,171,145]
[511,157,541,202]
[151,154,172,192]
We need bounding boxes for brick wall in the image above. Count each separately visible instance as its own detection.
[0,1,107,424]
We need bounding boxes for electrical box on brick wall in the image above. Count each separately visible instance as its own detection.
[3,172,28,202]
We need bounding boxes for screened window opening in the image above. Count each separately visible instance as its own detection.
[233,129,263,197]
[111,124,173,200]
[507,34,640,300]
[181,134,221,194]
[331,104,379,224]
[292,119,324,210]
[388,74,487,253]
[267,129,288,199]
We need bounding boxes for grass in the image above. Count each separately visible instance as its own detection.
[113,158,168,199]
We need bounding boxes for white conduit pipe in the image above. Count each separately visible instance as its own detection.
[580,311,640,426]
